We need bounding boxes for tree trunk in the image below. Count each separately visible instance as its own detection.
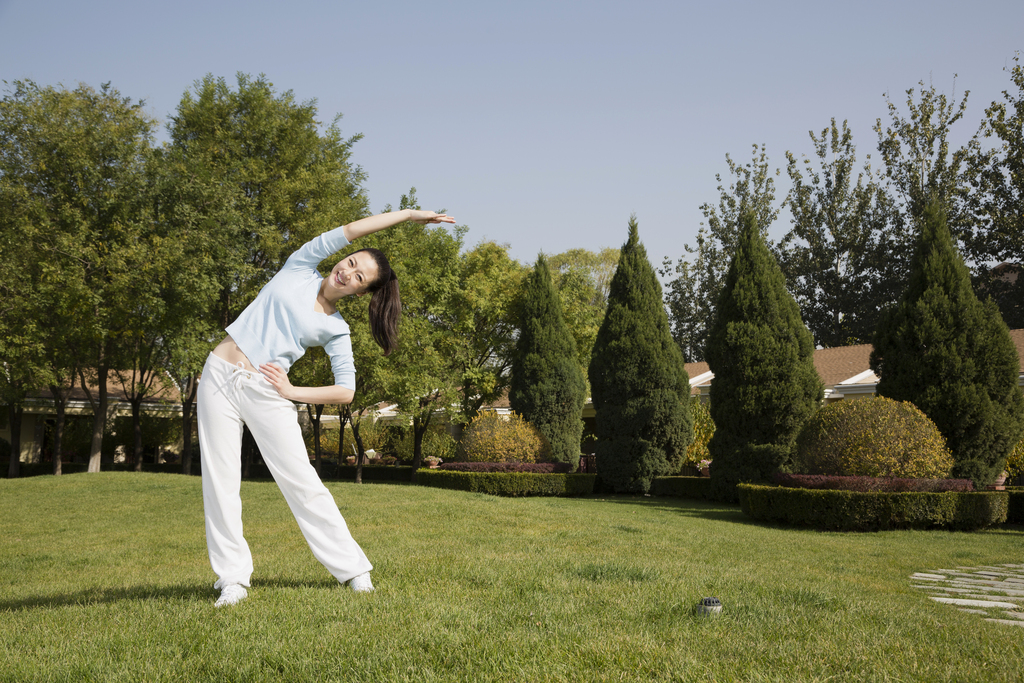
[7,404,22,478]
[306,403,324,476]
[83,361,109,473]
[132,397,144,472]
[180,375,198,475]
[409,412,431,484]
[337,408,350,480]
[51,401,66,475]
[351,418,365,485]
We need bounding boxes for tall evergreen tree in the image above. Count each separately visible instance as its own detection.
[706,210,823,503]
[588,216,693,493]
[870,197,1024,487]
[509,255,587,468]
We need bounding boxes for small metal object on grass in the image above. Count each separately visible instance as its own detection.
[697,597,722,615]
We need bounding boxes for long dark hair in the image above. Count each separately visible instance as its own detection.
[354,247,400,356]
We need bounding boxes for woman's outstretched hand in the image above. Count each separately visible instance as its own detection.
[408,210,455,225]
[343,209,455,241]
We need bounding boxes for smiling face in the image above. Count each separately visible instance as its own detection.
[322,251,381,303]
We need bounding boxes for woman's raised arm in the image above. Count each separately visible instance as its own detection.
[342,209,455,242]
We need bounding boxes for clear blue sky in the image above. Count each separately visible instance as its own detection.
[2,0,1021,266]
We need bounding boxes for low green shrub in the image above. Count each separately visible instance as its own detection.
[738,483,1007,531]
[795,397,953,478]
[1008,490,1024,525]
[416,469,595,497]
[651,476,712,500]
[459,411,550,464]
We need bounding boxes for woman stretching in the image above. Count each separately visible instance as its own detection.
[198,209,455,607]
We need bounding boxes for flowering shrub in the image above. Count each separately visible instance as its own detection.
[459,411,550,464]
[685,399,715,466]
[795,397,953,479]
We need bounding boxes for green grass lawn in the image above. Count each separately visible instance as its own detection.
[1,472,1022,682]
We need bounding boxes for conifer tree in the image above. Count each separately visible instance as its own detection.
[706,210,823,503]
[510,255,587,468]
[870,198,1024,486]
[588,216,693,493]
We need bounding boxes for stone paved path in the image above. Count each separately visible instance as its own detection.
[911,564,1024,627]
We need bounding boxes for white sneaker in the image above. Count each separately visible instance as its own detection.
[348,572,374,593]
[214,584,248,607]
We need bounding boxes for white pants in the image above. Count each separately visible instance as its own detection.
[197,353,372,589]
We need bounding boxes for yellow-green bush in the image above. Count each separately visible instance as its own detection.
[459,411,550,464]
[1005,439,1023,479]
[795,397,953,479]
[685,398,715,466]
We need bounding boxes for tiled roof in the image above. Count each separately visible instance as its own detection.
[682,329,1024,392]
[812,344,874,387]
[1010,329,1024,368]
[27,370,180,404]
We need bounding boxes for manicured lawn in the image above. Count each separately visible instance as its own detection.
[1,472,1022,682]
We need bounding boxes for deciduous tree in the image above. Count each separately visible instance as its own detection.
[968,53,1024,329]
[778,119,908,347]
[0,80,156,472]
[546,247,619,373]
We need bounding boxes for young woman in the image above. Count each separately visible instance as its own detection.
[198,209,455,607]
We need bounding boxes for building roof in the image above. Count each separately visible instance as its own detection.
[27,369,180,405]
[1011,328,1024,368]
[685,329,1024,394]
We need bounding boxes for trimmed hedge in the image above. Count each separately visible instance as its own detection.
[415,469,595,497]
[738,483,1007,531]
[773,473,974,493]
[3,462,186,477]
[651,476,712,500]
[438,462,572,474]
[1008,490,1024,525]
[333,465,414,482]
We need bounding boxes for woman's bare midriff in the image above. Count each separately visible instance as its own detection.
[212,336,259,371]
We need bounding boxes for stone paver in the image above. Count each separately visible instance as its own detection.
[912,564,1024,629]
[931,597,1018,608]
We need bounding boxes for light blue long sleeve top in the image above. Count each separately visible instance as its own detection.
[226,226,356,389]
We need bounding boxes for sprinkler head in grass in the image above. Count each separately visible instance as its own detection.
[696,597,722,615]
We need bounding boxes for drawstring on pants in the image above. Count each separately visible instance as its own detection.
[231,361,253,390]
